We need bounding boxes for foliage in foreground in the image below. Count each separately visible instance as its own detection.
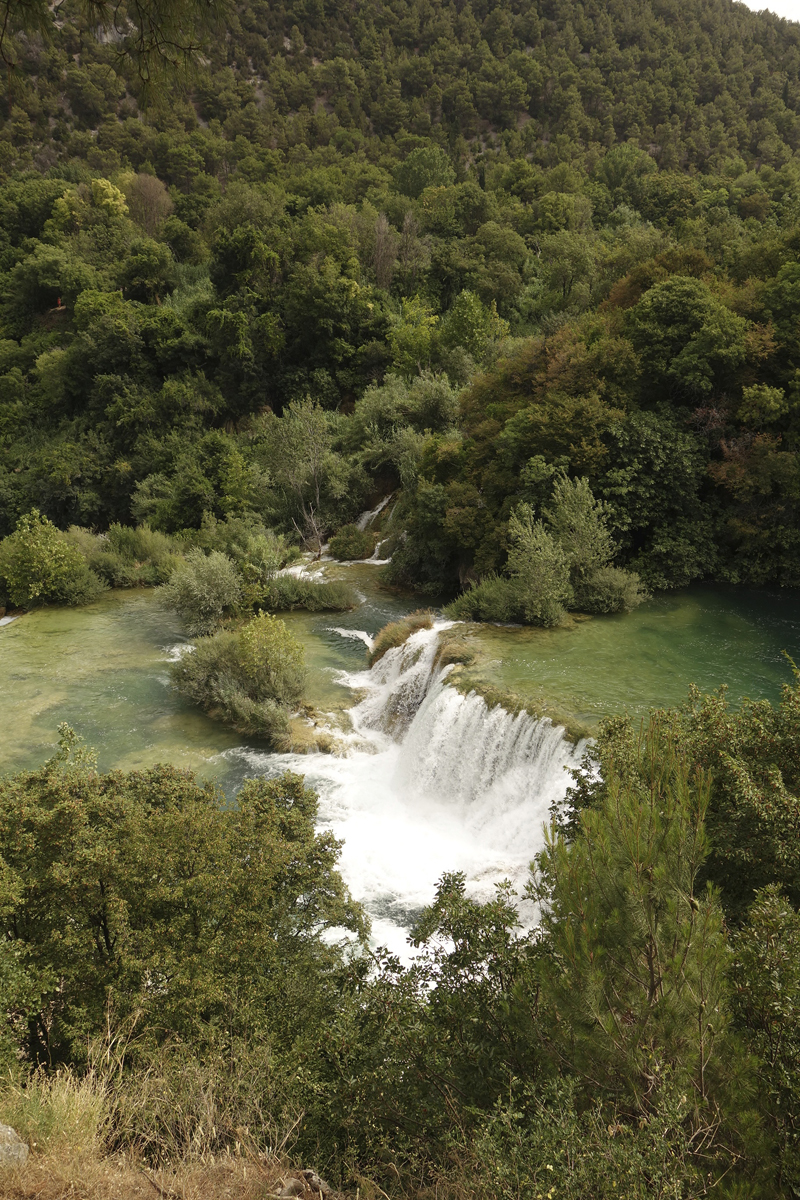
[170,612,306,743]
[1,680,800,1194]
[0,728,363,1070]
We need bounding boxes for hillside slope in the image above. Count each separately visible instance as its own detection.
[0,0,799,594]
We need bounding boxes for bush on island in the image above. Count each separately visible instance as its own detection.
[257,574,356,613]
[368,609,434,666]
[171,612,306,744]
[158,548,243,634]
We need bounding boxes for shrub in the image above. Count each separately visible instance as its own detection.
[576,565,648,614]
[329,524,377,561]
[368,609,434,665]
[0,510,106,608]
[158,549,242,634]
[68,522,183,588]
[84,550,139,588]
[238,612,306,707]
[257,575,356,613]
[105,523,181,584]
[193,513,297,575]
[171,614,306,742]
[456,1079,701,1200]
[63,525,105,560]
[444,575,523,623]
[507,503,572,626]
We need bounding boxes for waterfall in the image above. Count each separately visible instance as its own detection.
[356,494,393,531]
[226,623,585,958]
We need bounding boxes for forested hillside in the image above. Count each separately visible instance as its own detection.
[5,5,800,1198]
[2,0,800,600]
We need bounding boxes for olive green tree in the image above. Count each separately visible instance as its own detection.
[0,727,365,1066]
[534,721,734,1127]
[0,510,105,608]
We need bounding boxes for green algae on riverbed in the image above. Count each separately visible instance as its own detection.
[1,574,799,783]
[455,583,800,729]
[0,566,419,781]
[0,590,247,780]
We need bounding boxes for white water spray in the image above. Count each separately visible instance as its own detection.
[356,494,393,531]
[226,624,585,958]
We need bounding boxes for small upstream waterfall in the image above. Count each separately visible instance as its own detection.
[226,624,585,957]
[356,494,393,531]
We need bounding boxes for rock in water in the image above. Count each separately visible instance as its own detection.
[0,1124,28,1166]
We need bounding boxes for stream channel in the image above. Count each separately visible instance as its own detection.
[2,561,799,956]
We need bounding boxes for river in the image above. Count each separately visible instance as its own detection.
[1,564,798,955]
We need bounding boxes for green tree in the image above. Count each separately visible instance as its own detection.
[544,474,646,613]
[158,548,242,634]
[536,720,734,1125]
[389,296,439,376]
[506,502,572,626]
[438,288,508,363]
[733,886,800,1194]
[394,145,456,199]
[0,510,105,608]
[117,238,176,304]
[0,728,365,1064]
[254,400,350,550]
[0,0,234,90]
[628,277,750,400]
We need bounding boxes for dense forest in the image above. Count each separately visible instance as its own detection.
[3,1,800,1198]
[1,0,800,604]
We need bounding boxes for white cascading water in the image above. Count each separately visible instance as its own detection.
[226,623,585,958]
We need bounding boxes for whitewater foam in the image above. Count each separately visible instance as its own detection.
[225,624,585,959]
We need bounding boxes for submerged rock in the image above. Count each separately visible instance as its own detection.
[0,1124,29,1166]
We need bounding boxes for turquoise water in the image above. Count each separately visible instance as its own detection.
[463,583,800,727]
[0,564,416,785]
[1,573,798,785]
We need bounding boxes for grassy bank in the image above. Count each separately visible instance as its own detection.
[367,610,435,666]
[0,1068,324,1200]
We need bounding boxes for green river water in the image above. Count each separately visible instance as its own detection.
[1,566,798,788]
